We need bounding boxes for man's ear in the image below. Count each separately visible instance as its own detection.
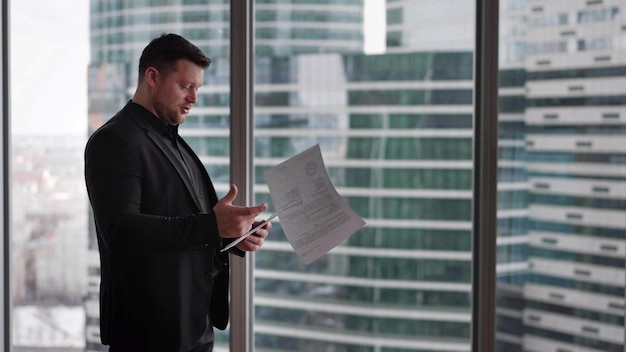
[144,67,160,87]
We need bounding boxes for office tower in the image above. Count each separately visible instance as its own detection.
[516,1,626,351]
[251,0,479,351]
[254,51,475,351]
[385,0,475,52]
[496,1,626,351]
[496,0,532,350]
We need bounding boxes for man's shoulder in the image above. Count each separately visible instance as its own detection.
[87,110,145,153]
[92,107,143,137]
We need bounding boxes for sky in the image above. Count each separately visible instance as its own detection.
[9,0,384,136]
[11,0,89,136]
[364,0,386,54]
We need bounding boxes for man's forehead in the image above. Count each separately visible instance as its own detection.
[170,60,205,78]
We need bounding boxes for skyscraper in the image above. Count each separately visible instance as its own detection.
[252,0,475,350]
[512,1,625,351]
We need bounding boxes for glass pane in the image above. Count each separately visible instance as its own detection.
[10,1,90,351]
[253,0,476,351]
[12,1,232,351]
[496,1,626,351]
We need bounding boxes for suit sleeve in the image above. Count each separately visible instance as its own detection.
[85,127,221,253]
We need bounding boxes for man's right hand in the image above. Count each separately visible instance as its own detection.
[213,184,268,238]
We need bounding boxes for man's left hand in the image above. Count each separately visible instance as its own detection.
[235,220,271,252]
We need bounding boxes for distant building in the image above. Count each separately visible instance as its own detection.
[512,1,626,351]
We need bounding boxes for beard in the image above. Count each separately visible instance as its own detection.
[153,97,185,126]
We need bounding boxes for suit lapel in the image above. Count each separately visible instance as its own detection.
[178,138,219,210]
[129,112,205,212]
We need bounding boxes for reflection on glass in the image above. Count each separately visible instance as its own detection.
[253,0,476,350]
[496,1,626,351]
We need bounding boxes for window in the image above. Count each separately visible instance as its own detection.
[5,0,623,351]
[252,1,476,350]
[496,1,626,351]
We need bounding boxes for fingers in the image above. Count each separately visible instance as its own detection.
[219,184,267,214]
[236,239,261,252]
[248,202,269,215]
[236,228,268,252]
[221,184,238,205]
[213,184,271,239]
[252,220,271,229]
[250,221,271,240]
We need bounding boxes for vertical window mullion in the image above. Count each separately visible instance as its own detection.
[1,0,9,349]
[472,0,499,351]
[230,0,255,351]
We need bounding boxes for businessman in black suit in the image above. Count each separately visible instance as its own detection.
[85,33,270,352]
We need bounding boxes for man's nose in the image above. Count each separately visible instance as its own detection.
[187,90,197,104]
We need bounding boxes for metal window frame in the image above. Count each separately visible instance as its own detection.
[229,0,255,351]
[2,0,9,350]
[472,0,499,351]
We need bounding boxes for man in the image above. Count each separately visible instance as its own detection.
[84,33,270,352]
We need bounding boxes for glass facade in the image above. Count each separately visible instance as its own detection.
[252,1,476,350]
[6,0,625,352]
[496,1,626,352]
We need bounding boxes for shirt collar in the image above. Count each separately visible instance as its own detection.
[130,101,179,141]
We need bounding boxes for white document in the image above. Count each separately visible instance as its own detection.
[264,144,366,265]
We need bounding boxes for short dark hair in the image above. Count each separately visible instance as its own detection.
[138,33,211,80]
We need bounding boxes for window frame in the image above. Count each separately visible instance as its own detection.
[230,0,255,351]
[2,0,8,349]
[472,0,499,350]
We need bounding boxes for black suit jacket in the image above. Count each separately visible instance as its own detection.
[85,101,237,351]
